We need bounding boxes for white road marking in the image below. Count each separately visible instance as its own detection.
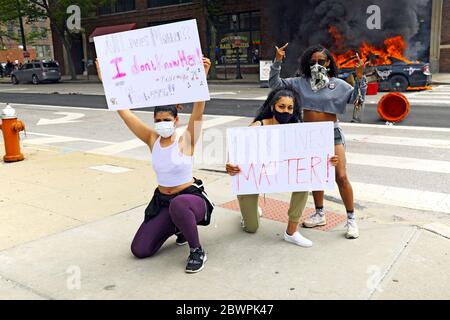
[24,136,82,145]
[89,165,132,174]
[346,134,450,149]
[90,116,243,156]
[37,112,85,125]
[340,122,450,133]
[328,182,450,214]
[25,132,114,145]
[87,139,146,156]
[346,152,450,174]
[0,88,28,92]
[209,92,238,96]
[1,103,241,118]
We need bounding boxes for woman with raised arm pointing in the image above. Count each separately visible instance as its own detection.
[97,57,214,273]
[269,44,368,239]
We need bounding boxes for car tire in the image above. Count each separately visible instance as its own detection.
[389,75,409,92]
[32,74,39,85]
[11,75,19,85]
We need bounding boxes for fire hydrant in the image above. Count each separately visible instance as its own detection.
[0,103,25,162]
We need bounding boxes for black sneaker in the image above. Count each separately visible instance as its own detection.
[175,233,188,246]
[185,247,207,273]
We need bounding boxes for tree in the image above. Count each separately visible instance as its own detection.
[0,21,48,47]
[202,0,224,80]
[0,0,107,79]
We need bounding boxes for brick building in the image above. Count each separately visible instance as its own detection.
[52,0,450,76]
[53,0,269,77]
[0,17,54,63]
[440,0,450,72]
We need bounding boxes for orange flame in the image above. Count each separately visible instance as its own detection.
[328,26,416,69]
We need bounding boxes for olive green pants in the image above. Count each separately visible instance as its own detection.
[237,192,309,233]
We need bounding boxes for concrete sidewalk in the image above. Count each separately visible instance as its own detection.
[1,144,449,300]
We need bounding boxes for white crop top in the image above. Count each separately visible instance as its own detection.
[152,136,193,187]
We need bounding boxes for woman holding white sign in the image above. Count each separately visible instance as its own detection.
[96,57,213,273]
[269,44,368,239]
[226,88,339,247]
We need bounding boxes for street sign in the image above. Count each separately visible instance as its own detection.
[259,60,273,81]
[23,51,30,58]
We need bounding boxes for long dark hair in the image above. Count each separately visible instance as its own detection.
[154,104,183,118]
[298,45,339,78]
[254,87,302,123]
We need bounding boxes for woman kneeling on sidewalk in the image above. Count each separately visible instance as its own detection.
[225,88,338,248]
[97,58,214,273]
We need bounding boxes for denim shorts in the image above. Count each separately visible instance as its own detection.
[334,124,346,146]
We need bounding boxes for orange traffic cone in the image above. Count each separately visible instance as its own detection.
[377,92,411,123]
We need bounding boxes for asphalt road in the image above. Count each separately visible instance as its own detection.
[1,92,449,128]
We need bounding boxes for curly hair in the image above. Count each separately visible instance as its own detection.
[298,45,339,78]
[254,87,302,124]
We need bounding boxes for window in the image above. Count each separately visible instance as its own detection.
[32,45,52,59]
[34,63,41,69]
[41,28,48,39]
[214,11,261,65]
[148,0,192,8]
[7,24,14,36]
[148,19,185,27]
[43,62,58,68]
[98,0,135,15]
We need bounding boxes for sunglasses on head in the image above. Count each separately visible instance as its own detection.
[309,59,327,66]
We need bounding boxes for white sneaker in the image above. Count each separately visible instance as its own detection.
[303,212,326,228]
[345,219,359,239]
[284,231,313,247]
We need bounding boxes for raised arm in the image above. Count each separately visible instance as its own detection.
[96,58,157,146]
[182,57,211,151]
[346,54,368,104]
[117,110,157,146]
[269,43,298,89]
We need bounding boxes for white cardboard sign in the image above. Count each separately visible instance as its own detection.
[227,122,336,195]
[94,19,210,110]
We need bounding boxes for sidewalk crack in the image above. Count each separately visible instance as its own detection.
[0,273,54,300]
[367,226,420,300]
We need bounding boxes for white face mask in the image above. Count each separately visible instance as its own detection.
[155,121,175,138]
[310,63,330,92]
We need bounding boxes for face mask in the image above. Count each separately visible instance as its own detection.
[310,63,330,92]
[155,121,175,138]
[273,109,293,124]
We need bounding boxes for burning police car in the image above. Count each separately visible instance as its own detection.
[339,58,432,92]
[333,35,432,92]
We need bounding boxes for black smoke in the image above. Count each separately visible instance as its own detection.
[267,0,432,76]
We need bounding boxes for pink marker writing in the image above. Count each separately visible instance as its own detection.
[110,57,127,80]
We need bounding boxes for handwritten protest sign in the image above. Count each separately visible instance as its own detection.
[227,122,336,195]
[94,19,210,110]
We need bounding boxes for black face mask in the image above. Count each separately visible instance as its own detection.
[273,109,293,124]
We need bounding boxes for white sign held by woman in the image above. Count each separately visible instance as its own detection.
[94,19,210,110]
[227,122,336,195]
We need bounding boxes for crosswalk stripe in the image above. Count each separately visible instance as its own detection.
[340,122,450,132]
[87,138,146,155]
[346,152,450,174]
[90,116,242,156]
[23,136,81,145]
[346,134,450,149]
[328,182,450,214]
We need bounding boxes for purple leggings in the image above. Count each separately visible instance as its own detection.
[131,194,206,258]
